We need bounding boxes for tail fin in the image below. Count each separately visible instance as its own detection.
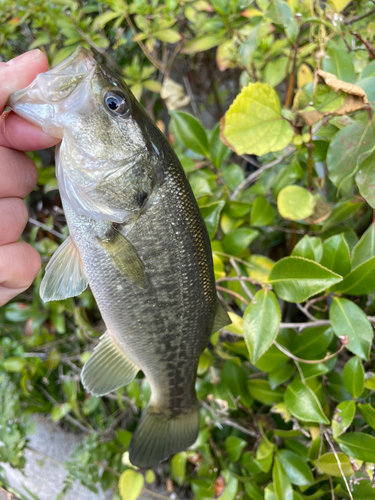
[129,405,199,468]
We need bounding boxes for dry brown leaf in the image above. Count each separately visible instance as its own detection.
[297,107,323,127]
[160,77,190,110]
[304,195,332,224]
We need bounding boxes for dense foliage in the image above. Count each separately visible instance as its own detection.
[1,0,375,499]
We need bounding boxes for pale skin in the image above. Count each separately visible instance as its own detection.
[0,50,60,306]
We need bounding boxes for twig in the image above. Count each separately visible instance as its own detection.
[324,431,353,500]
[230,146,296,200]
[201,401,258,438]
[26,445,65,468]
[230,258,254,300]
[297,303,317,322]
[28,218,64,239]
[241,154,260,168]
[279,320,331,331]
[350,30,375,59]
[216,276,259,285]
[274,340,346,364]
[216,285,250,306]
[183,76,200,119]
[344,6,375,25]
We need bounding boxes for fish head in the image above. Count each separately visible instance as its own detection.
[8,46,155,163]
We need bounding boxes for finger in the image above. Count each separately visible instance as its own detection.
[0,198,29,245]
[0,147,38,198]
[0,50,48,113]
[0,241,41,307]
[0,112,60,151]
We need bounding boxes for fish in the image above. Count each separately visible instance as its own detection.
[8,47,230,468]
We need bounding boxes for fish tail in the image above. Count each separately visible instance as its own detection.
[129,404,199,468]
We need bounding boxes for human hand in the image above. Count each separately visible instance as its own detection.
[0,50,60,307]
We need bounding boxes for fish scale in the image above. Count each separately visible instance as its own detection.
[8,46,230,468]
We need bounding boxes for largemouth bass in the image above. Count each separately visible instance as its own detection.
[8,47,230,468]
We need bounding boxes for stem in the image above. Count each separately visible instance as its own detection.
[344,6,375,25]
[307,126,314,187]
[216,285,250,306]
[274,340,346,364]
[28,218,65,239]
[324,431,353,500]
[230,258,254,300]
[284,26,300,108]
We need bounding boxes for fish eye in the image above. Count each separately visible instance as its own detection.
[104,91,129,116]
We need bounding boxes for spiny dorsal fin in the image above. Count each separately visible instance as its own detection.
[40,235,88,302]
[96,227,148,289]
[81,331,139,396]
[211,299,231,333]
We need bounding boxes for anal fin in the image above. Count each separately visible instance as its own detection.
[211,299,231,333]
[81,331,139,396]
[40,236,88,302]
[96,226,148,289]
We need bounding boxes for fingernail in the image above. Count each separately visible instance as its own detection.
[6,50,42,67]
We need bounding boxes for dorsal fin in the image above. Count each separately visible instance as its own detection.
[212,299,231,333]
[81,331,139,396]
[40,236,88,302]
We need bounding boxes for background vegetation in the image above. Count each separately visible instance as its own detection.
[1,0,375,499]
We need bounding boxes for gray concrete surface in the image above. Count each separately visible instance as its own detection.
[2,415,112,500]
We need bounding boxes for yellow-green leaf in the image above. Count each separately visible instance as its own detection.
[119,470,144,500]
[277,186,315,221]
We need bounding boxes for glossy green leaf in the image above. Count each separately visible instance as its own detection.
[284,379,329,424]
[332,256,375,295]
[255,438,276,473]
[255,344,289,372]
[320,234,351,276]
[330,297,372,360]
[243,289,280,363]
[251,197,275,226]
[82,396,100,415]
[273,457,293,500]
[358,404,375,430]
[264,57,288,88]
[119,470,144,500]
[269,364,295,389]
[277,186,315,221]
[247,380,283,406]
[317,452,353,477]
[322,46,355,83]
[210,123,229,168]
[171,452,187,485]
[356,150,375,208]
[352,223,375,269]
[269,257,342,303]
[336,432,375,463]
[292,235,322,262]
[342,356,365,398]
[277,450,314,486]
[322,200,363,231]
[222,166,245,192]
[221,360,253,407]
[200,201,225,240]
[300,362,329,380]
[225,436,247,461]
[327,121,375,192]
[170,111,209,156]
[154,29,181,43]
[332,400,356,438]
[184,33,225,54]
[222,228,259,255]
[244,481,265,500]
[290,326,333,360]
[223,82,293,156]
[51,403,72,422]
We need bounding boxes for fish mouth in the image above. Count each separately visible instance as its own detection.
[7,46,97,139]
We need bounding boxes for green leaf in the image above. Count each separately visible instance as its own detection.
[51,403,72,422]
[268,257,342,303]
[322,200,363,231]
[251,197,275,226]
[332,400,356,438]
[323,47,355,83]
[320,234,351,276]
[29,32,50,49]
[356,151,375,208]
[119,470,144,500]
[222,228,259,255]
[284,379,329,424]
[184,34,225,53]
[332,256,375,295]
[266,0,293,27]
[153,29,181,43]
[255,344,289,372]
[223,83,293,156]
[342,356,365,398]
[358,404,375,430]
[336,432,375,463]
[93,11,119,29]
[243,289,280,363]
[273,457,293,500]
[264,57,288,88]
[329,297,372,360]
[352,223,375,268]
[145,470,156,484]
[82,396,100,415]
[255,438,276,473]
[247,380,284,406]
[317,452,353,477]
[290,326,333,360]
[217,470,238,500]
[142,80,162,92]
[247,255,275,283]
[200,201,225,240]
[210,123,229,168]
[225,436,247,462]
[170,111,209,156]
[171,452,187,485]
[277,450,314,486]
[327,121,375,192]
[221,360,253,407]
[244,481,265,500]
[3,357,26,372]
[277,186,315,221]
[292,235,322,262]
[269,364,295,389]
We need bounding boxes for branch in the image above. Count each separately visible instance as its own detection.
[324,431,354,500]
[230,146,296,200]
[230,258,254,300]
[280,319,331,331]
[344,6,375,25]
[216,285,250,306]
[274,340,346,365]
[28,217,64,239]
[201,401,258,438]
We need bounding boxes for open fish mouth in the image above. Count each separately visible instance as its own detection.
[7,47,97,138]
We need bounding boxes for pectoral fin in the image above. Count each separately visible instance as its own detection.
[81,331,139,396]
[97,227,148,289]
[211,299,231,333]
[40,236,88,302]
